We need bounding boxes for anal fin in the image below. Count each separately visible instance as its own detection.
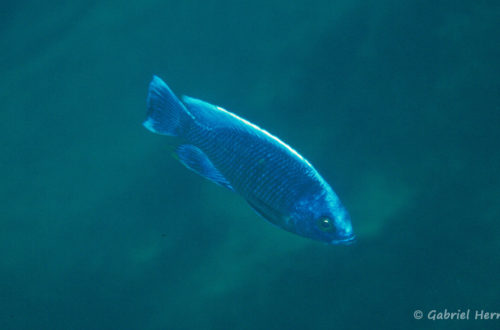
[175,144,233,190]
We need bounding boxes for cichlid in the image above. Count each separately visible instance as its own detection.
[143,76,355,244]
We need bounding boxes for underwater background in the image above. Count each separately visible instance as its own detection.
[1,0,499,329]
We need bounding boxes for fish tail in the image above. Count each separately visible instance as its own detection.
[143,75,190,137]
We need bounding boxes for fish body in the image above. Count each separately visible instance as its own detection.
[144,76,354,244]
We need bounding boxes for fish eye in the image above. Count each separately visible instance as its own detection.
[317,217,333,231]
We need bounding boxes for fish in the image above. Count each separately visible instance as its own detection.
[143,76,355,245]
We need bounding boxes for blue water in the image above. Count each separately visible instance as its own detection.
[1,1,499,329]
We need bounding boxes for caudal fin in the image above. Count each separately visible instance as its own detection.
[143,76,188,136]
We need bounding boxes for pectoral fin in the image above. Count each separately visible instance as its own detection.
[246,196,284,227]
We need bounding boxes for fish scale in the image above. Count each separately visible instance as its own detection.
[193,127,316,223]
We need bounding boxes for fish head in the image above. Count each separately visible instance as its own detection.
[293,186,355,245]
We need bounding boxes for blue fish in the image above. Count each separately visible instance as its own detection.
[144,76,355,244]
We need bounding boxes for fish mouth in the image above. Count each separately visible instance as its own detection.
[331,234,356,245]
